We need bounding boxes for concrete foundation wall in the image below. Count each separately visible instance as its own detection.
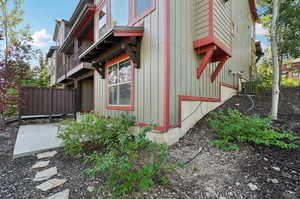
[142,85,236,145]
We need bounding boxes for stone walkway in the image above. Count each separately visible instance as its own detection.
[31,151,69,199]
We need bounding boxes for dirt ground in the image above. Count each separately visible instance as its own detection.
[162,94,300,199]
[1,87,300,198]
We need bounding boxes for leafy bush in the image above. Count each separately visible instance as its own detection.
[281,78,299,86]
[58,113,133,157]
[58,113,174,198]
[208,109,299,151]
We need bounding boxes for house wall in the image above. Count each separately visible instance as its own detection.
[145,85,236,145]
[93,0,254,131]
[193,0,209,41]
[230,0,254,78]
[94,0,165,126]
[213,0,232,48]
[80,79,94,111]
[286,70,300,83]
[168,0,254,125]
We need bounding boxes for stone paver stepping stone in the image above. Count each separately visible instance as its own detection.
[37,151,57,159]
[33,167,57,182]
[47,189,70,199]
[32,160,50,169]
[36,178,67,192]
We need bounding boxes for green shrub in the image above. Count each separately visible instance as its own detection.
[208,109,299,151]
[58,113,174,198]
[281,78,299,86]
[58,113,134,157]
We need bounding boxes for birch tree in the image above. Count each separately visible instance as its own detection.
[270,0,281,119]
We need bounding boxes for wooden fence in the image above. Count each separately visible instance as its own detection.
[19,87,78,118]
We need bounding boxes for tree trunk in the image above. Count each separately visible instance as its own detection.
[271,0,280,120]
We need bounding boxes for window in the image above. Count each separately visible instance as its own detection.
[106,55,134,110]
[130,0,156,24]
[111,0,129,26]
[98,5,107,38]
[292,72,299,77]
[135,0,152,17]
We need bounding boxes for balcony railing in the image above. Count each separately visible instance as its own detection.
[56,63,66,82]
[78,43,92,57]
[69,54,81,71]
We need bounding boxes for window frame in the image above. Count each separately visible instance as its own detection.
[95,0,156,40]
[292,72,299,77]
[96,0,109,40]
[129,0,156,25]
[105,54,135,111]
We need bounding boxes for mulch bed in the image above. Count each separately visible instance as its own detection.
[1,88,300,199]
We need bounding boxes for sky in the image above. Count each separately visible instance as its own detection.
[23,0,79,53]
[21,0,269,63]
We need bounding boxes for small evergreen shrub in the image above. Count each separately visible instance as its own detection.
[58,113,175,198]
[208,109,299,151]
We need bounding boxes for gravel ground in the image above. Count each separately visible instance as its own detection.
[1,88,300,199]
[0,122,95,199]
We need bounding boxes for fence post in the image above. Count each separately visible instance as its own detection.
[49,88,53,123]
[18,87,24,126]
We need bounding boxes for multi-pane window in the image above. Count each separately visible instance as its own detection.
[108,59,132,106]
[98,5,107,38]
[135,0,152,17]
[292,72,299,77]
[111,0,129,26]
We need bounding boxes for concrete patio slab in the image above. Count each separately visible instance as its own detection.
[13,124,64,159]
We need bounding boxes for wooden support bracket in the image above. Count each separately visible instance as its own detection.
[210,55,229,82]
[123,37,142,69]
[196,47,215,79]
[92,62,106,79]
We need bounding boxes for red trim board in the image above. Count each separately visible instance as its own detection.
[196,46,215,79]
[130,82,238,132]
[74,7,97,37]
[211,55,229,82]
[162,0,170,132]
[113,30,144,37]
[176,82,238,128]
[248,0,259,23]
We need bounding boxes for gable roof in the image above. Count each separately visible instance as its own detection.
[53,19,69,42]
[46,46,59,58]
[292,58,300,68]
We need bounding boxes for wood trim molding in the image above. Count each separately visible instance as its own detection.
[211,55,229,82]
[176,81,238,128]
[196,46,215,79]
[248,0,259,23]
[162,0,170,132]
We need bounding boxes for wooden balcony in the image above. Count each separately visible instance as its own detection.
[56,45,94,84]
[56,63,69,84]
[66,45,93,78]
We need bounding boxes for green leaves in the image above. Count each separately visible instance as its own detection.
[208,109,299,151]
[257,0,300,58]
[59,113,175,198]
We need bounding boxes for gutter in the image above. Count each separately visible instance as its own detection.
[58,4,95,53]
